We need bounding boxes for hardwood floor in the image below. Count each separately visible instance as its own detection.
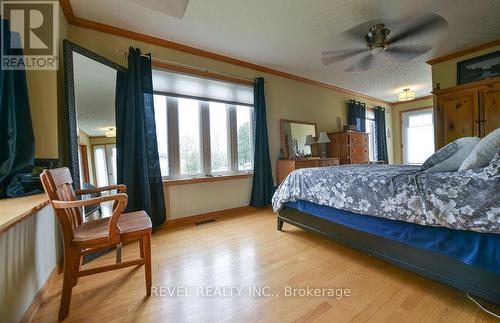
[33,208,495,322]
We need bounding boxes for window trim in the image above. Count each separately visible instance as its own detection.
[154,92,254,180]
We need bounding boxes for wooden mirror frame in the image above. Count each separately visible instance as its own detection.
[280,119,318,159]
[63,40,127,189]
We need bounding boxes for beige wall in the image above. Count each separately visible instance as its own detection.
[27,4,68,159]
[61,25,392,219]
[431,45,500,90]
[391,98,434,164]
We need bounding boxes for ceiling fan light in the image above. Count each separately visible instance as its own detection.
[105,127,116,138]
[398,89,416,101]
[369,46,385,55]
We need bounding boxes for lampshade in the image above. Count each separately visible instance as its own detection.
[105,127,116,138]
[304,135,316,146]
[398,88,416,101]
[317,132,331,144]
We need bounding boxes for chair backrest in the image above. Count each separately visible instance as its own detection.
[40,167,83,241]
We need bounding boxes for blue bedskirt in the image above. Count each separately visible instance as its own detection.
[286,200,500,274]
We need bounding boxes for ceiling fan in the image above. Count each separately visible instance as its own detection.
[321,12,448,71]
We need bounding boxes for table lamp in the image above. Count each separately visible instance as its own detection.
[317,132,331,158]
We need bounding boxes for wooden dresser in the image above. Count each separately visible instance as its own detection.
[327,132,369,164]
[277,158,340,184]
[433,77,500,148]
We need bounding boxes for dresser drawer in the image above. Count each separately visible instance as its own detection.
[349,146,369,164]
[349,133,368,146]
[295,160,318,169]
[318,159,339,167]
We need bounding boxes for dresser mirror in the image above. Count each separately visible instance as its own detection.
[280,119,318,159]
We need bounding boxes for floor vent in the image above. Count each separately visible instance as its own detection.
[195,219,216,225]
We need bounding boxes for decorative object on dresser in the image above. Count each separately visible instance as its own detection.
[280,119,318,158]
[327,132,369,164]
[277,158,340,184]
[317,132,331,158]
[433,76,500,149]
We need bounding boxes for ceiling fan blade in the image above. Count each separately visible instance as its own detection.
[321,48,366,65]
[347,54,374,71]
[389,12,448,44]
[387,45,433,62]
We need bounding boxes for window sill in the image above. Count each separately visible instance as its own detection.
[163,173,253,186]
[0,194,49,234]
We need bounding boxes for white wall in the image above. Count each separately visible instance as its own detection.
[165,178,253,220]
[0,205,59,323]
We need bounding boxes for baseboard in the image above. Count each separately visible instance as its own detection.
[164,206,254,228]
[20,266,59,323]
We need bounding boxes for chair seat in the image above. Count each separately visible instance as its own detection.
[73,211,152,247]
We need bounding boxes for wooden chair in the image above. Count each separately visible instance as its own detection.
[40,168,152,321]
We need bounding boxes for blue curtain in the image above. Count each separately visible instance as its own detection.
[374,106,388,163]
[347,100,366,132]
[116,47,166,227]
[0,20,36,198]
[250,78,274,207]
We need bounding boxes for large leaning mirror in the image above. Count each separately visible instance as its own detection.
[280,119,317,159]
[63,40,127,219]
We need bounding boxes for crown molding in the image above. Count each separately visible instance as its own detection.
[426,39,500,65]
[59,0,393,106]
[390,95,433,106]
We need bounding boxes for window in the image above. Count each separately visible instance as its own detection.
[152,70,254,179]
[365,109,376,162]
[154,95,168,176]
[237,105,253,171]
[402,109,435,165]
[209,102,230,173]
[178,98,202,175]
[93,144,117,187]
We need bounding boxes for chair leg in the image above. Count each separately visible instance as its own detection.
[73,253,82,286]
[59,249,76,321]
[139,238,144,259]
[116,243,122,264]
[142,233,152,296]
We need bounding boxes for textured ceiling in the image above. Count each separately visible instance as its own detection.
[70,0,500,101]
[73,52,117,137]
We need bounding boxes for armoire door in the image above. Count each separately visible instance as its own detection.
[440,90,479,145]
[481,82,500,137]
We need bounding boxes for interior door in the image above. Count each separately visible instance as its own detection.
[441,90,479,145]
[481,82,500,137]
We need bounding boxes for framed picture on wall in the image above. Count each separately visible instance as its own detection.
[457,50,500,85]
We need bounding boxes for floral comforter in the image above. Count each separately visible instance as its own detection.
[272,162,500,233]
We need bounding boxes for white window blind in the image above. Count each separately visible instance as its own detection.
[152,69,254,105]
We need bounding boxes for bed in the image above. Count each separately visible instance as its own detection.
[272,163,500,304]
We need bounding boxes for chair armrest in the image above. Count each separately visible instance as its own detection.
[76,184,127,195]
[53,194,128,244]
[52,194,128,209]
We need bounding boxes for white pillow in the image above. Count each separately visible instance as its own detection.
[425,138,480,173]
[421,137,479,170]
[459,128,500,170]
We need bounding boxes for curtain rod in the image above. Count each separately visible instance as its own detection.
[115,48,259,83]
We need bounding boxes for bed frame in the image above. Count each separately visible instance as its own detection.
[277,207,500,304]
